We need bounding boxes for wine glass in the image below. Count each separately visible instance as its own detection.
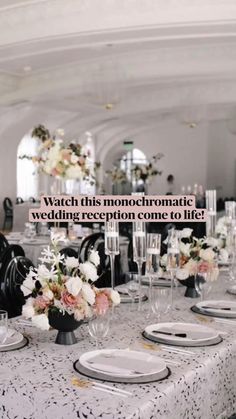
[132,221,146,311]
[145,233,161,316]
[0,310,8,345]
[150,288,170,322]
[125,272,139,311]
[195,272,212,301]
[166,229,180,310]
[88,312,110,349]
[105,221,119,290]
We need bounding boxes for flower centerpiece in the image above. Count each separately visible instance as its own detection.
[30,125,90,181]
[105,167,127,184]
[162,229,219,297]
[21,233,120,344]
[131,153,163,186]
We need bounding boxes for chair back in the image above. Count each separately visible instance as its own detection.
[79,232,104,263]
[16,197,24,204]
[2,256,34,317]
[0,245,25,276]
[0,233,9,257]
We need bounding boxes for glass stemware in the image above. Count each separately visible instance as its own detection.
[195,272,212,301]
[105,221,119,290]
[125,272,139,311]
[150,287,170,322]
[133,221,146,311]
[166,229,180,310]
[88,312,110,349]
[145,233,161,316]
[0,310,8,345]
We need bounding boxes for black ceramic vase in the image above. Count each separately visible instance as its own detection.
[178,275,205,298]
[48,310,82,345]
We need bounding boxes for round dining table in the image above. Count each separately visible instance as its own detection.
[1,270,236,419]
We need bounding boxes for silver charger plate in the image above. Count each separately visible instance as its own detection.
[142,330,223,347]
[191,304,236,319]
[73,360,171,384]
[0,336,29,352]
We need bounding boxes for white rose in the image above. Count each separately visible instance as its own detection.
[65,165,82,180]
[199,248,215,262]
[32,314,50,330]
[89,250,100,267]
[65,276,82,297]
[176,268,189,280]
[179,242,191,257]
[82,283,96,305]
[65,256,79,269]
[22,298,35,319]
[79,262,98,282]
[179,228,193,239]
[110,290,120,306]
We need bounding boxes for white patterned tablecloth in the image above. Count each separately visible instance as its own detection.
[0,274,236,419]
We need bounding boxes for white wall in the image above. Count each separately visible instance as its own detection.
[101,119,208,195]
[101,118,236,198]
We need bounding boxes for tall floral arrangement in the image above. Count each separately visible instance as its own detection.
[21,234,120,330]
[175,229,219,280]
[29,125,90,180]
[131,153,163,183]
[160,229,219,280]
[105,167,127,184]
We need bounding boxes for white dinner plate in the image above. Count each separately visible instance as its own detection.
[144,322,219,346]
[196,300,236,318]
[0,329,24,348]
[80,349,167,378]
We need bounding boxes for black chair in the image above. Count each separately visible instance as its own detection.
[79,233,122,288]
[1,256,34,317]
[0,233,9,257]
[0,244,25,275]
[60,247,79,259]
[79,233,104,263]
[16,197,24,204]
[2,197,13,230]
[29,197,36,203]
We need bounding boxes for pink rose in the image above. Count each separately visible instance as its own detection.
[51,168,59,177]
[34,295,50,310]
[61,291,78,308]
[198,261,210,273]
[95,292,109,315]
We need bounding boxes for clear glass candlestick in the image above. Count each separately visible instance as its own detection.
[133,220,146,311]
[205,190,217,237]
[166,229,180,310]
[145,233,161,316]
[105,221,119,290]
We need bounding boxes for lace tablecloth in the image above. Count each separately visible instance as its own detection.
[0,274,236,419]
